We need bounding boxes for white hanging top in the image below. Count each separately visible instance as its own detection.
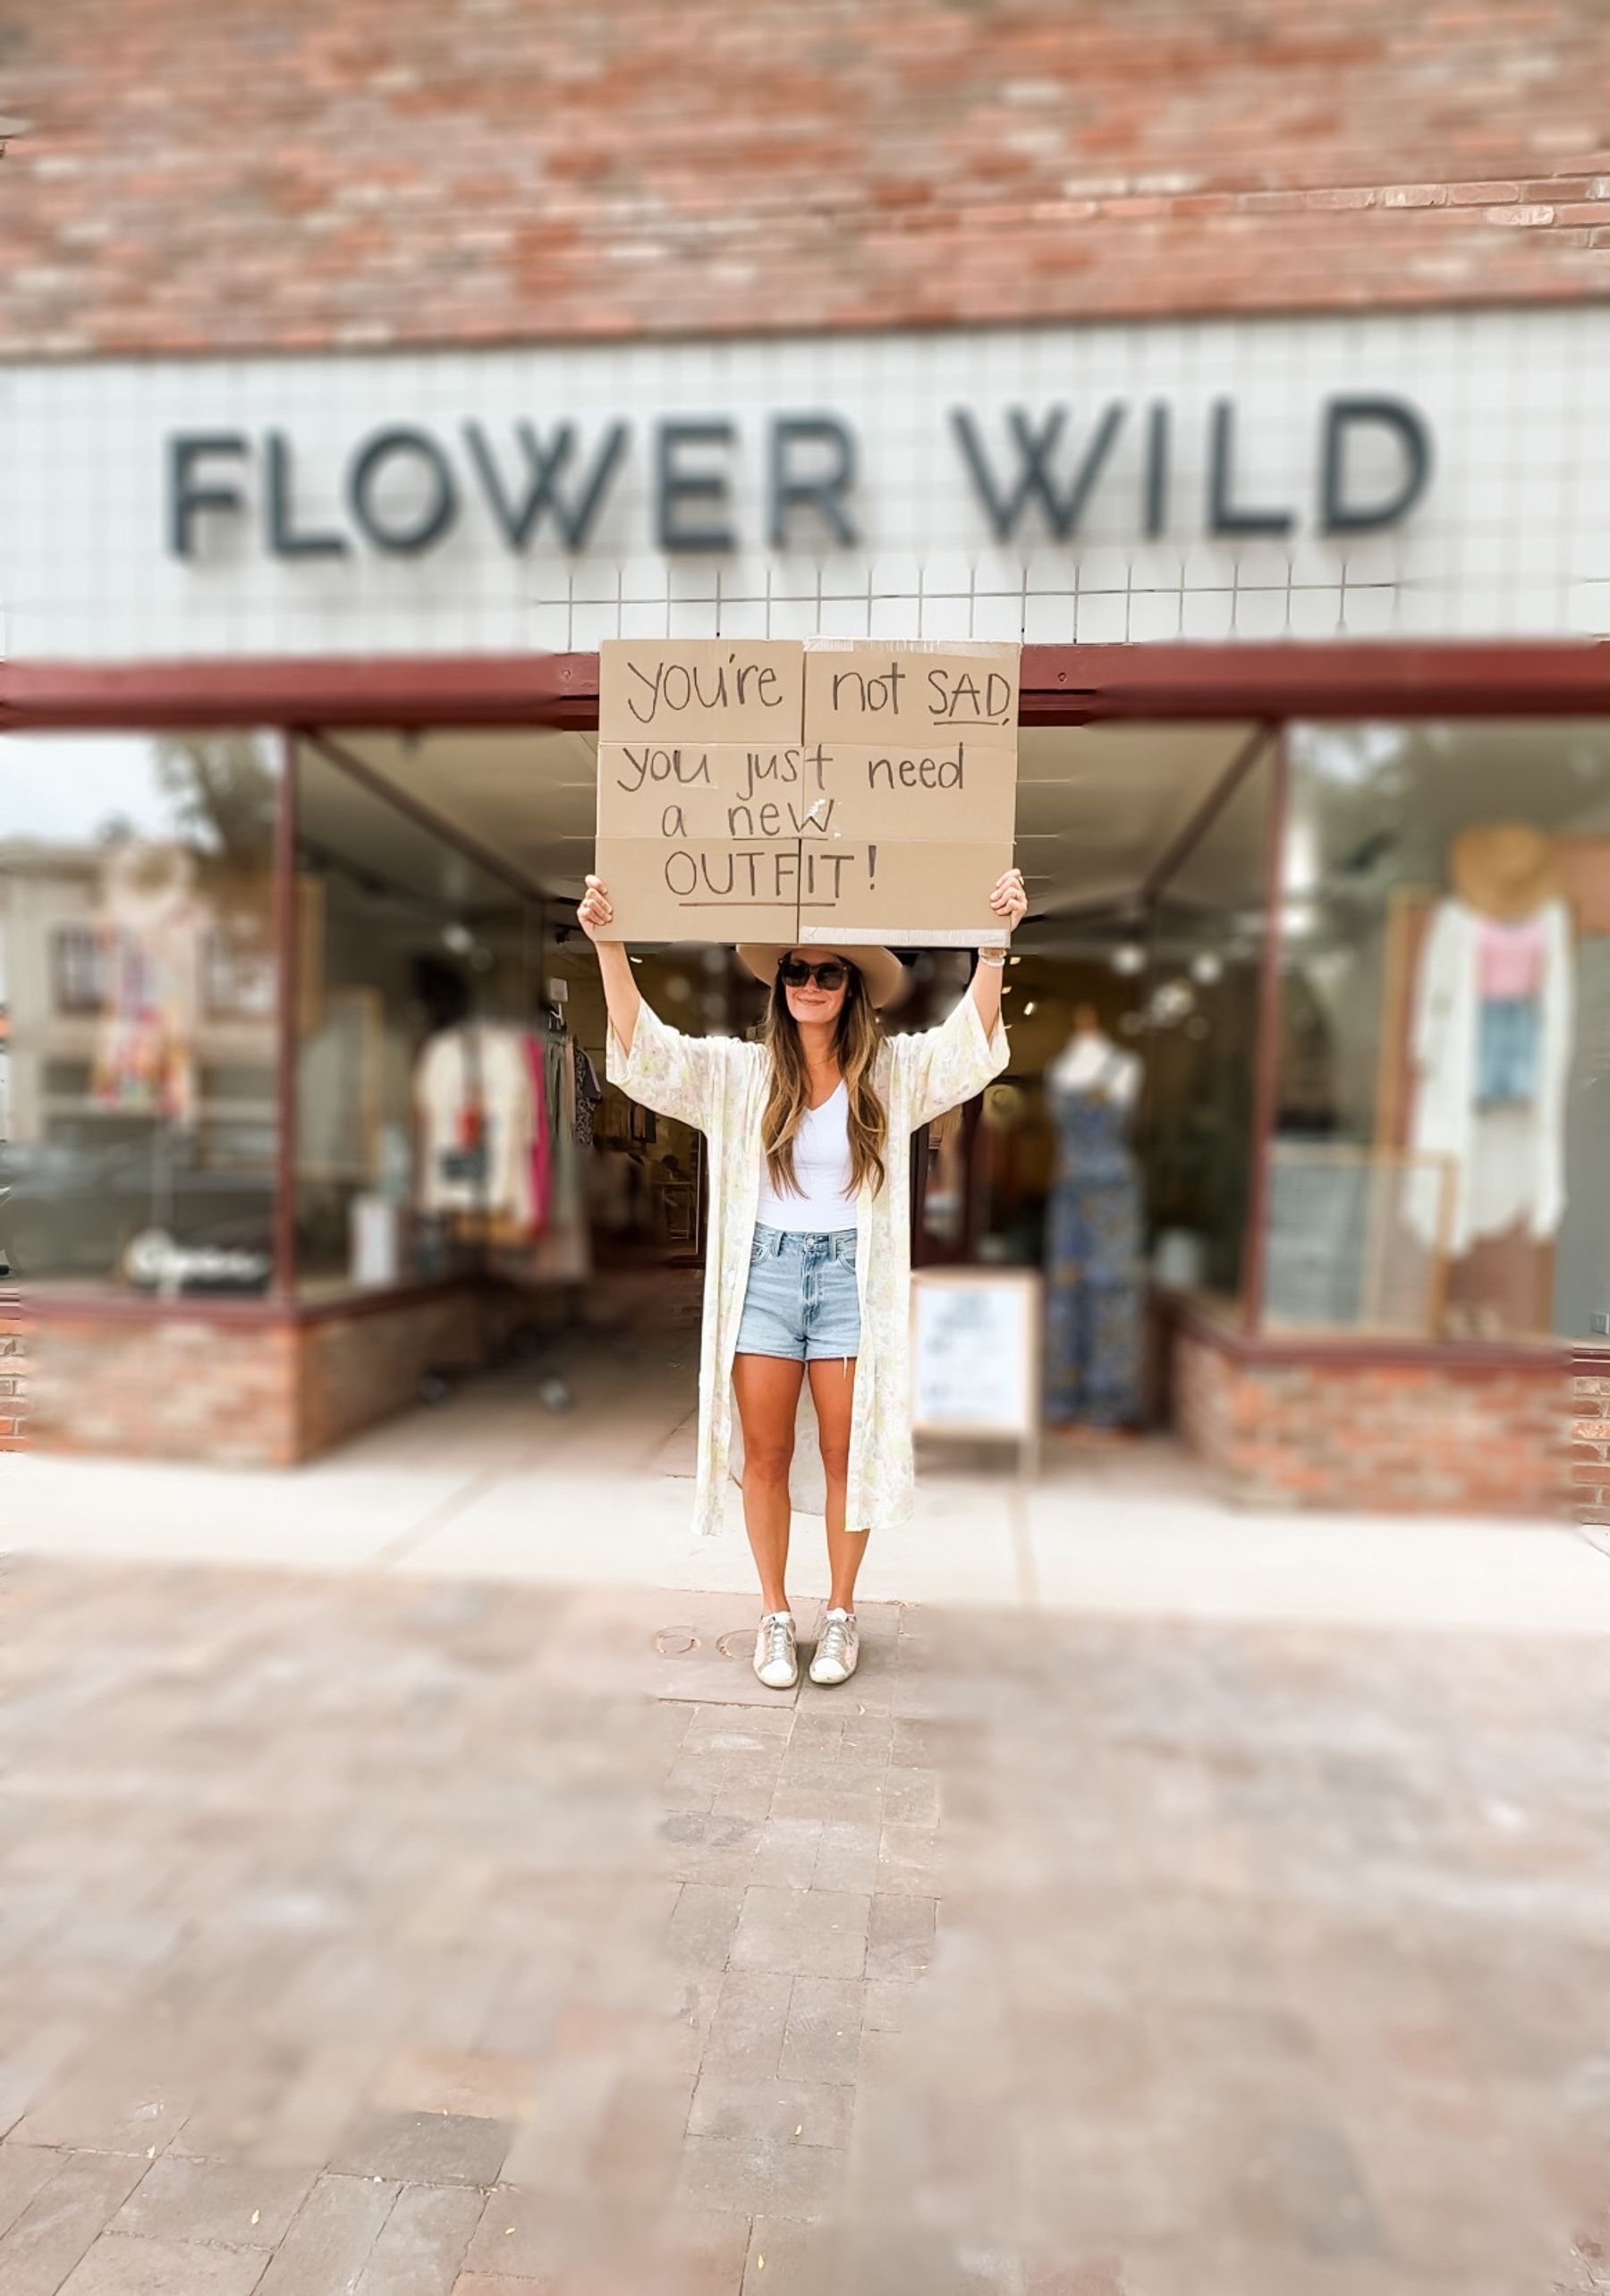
[756,1081,859,1232]
[1050,1032,1140,1107]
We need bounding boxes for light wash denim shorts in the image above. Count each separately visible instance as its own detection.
[734,1224,860,1361]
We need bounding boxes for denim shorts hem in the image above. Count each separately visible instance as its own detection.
[732,1339,860,1363]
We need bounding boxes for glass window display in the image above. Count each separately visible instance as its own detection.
[1275,722,1610,1341]
[0,731,280,1293]
[292,740,549,1296]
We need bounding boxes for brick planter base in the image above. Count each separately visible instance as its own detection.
[1172,1308,1572,1515]
[0,1293,25,1453]
[1572,1362,1610,1536]
[23,1286,510,1467]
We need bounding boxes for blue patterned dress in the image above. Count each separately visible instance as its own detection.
[1045,1055,1143,1427]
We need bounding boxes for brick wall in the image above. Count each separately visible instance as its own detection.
[28,1311,303,1467]
[25,1289,506,1467]
[1175,1326,1571,1515]
[4,2,1608,357]
[0,1295,25,1453]
[1572,1365,1610,1534]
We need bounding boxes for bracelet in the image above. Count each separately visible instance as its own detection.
[976,951,1008,969]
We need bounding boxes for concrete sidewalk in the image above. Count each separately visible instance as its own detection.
[1,1555,1607,2296]
[4,1346,1606,1636]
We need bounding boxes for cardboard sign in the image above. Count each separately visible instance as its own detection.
[598,639,804,744]
[800,641,1018,948]
[593,638,1019,945]
[802,640,1018,746]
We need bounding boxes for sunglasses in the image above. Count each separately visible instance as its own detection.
[777,958,851,992]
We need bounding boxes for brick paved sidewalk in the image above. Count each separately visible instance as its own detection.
[1,1555,1607,2294]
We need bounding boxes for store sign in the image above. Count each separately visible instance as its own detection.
[593,637,1020,945]
[166,394,1432,561]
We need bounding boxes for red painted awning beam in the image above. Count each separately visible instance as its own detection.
[3,640,1610,733]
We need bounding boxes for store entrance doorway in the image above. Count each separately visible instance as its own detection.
[287,718,1275,1456]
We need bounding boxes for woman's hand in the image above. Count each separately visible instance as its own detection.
[970,868,1025,1033]
[578,874,614,943]
[577,875,641,1054]
[987,866,1028,939]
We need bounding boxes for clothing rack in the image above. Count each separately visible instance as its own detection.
[411,1000,606,1411]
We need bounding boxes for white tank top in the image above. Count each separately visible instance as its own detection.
[756,1081,858,1232]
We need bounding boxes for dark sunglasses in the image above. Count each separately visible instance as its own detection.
[777,957,851,992]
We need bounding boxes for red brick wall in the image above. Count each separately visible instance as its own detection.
[1175,1326,1571,1515]
[25,1289,504,1467]
[1572,1366,1610,1533]
[29,1311,303,1466]
[4,3,1607,356]
[0,1297,26,1453]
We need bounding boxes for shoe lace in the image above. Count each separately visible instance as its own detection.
[763,1615,793,1666]
[818,1614,852,1666]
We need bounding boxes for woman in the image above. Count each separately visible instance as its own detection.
[577,868,1027,1690]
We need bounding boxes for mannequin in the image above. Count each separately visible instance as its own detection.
[1406,823,1574,1334]
[92,841,206,1125]
[1049,1004,1141,1108]
[1044,1002,1144,1427]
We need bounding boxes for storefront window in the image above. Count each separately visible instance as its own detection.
[0,731,280,1293]
[957,726,1273,1318]
[292,738,549,1296]
[1143,745,1274,1308]
[1275,721,1610,1341]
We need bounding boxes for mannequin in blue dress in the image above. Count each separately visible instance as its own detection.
[1044,1006,1143,1428]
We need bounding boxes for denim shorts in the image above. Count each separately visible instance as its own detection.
[735,1224,860,1361]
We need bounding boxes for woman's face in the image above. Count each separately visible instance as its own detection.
[782,949,852,1029]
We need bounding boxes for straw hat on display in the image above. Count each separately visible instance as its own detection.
[737,942,911,1010]
[1449,823,1556,919]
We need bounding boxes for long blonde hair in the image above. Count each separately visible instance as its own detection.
[761,964,887,1199]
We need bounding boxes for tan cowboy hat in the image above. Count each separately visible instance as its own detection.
[1449,823,1556,919]
[737,942,911,1010]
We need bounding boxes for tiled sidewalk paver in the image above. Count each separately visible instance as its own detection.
[250,2172,399,2296]
[56,2232,269,2295]
[0,2152,151,2296]
[108,2154,313,2246]
[1,1556,1607,2294]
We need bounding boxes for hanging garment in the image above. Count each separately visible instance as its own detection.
[524,1035,553,1232]
[608,991,1007,1538]
[91,859,206,1127]
[513,1025,593,1282]
[412,1022,537,1228]
[1476,996,1541,1106]
[573,1040,604,1148]
[1407,897,1573,1252]
[1043,1055,1143,1428]
[1477,912,1547,1000]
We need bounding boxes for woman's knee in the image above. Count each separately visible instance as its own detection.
[744,1436,795,1486]
[818,1432,852,1484]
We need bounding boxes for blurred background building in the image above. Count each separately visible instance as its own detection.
[2,0,1607,1515]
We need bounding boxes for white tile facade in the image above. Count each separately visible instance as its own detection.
[3,307,1606,660]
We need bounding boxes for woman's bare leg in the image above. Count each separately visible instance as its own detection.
[809,1357,866,1612]
[733,1353,805,1614]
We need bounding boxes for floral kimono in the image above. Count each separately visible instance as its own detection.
[606,991,1009,1538]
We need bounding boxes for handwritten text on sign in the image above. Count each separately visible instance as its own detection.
[593,638,1019,944]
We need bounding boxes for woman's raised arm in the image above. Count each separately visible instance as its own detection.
[577,874,641,1056]
[970,866,1028,1033]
